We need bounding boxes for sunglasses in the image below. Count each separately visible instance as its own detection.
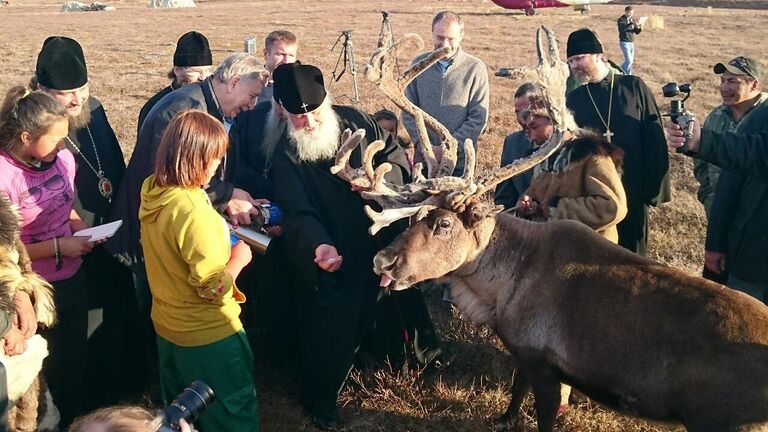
[20,174,66,205]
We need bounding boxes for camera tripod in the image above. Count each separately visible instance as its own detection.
[331,30,359,103]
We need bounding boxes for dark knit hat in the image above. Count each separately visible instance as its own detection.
[566,28,603,58]
[174,31,212,67]
[35,36,88,90]
[273,63,327,114]
[714,56,764,82]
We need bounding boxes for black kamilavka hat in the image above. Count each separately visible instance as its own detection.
[273,63,327,114]
[567,28,603,58]
[35,36,88,90]
[174,31,213,67]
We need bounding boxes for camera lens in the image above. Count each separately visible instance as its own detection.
[162,381,214,430]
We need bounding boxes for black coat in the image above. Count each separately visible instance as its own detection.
[272,105,409,292]
[67,97,125,226]
[229,102,278,200]
[136,84,174,136]
[567,72,670,255]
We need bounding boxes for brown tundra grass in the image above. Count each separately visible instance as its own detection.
[0,0,765,430]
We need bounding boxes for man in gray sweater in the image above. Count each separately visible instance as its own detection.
[402,10,490,176]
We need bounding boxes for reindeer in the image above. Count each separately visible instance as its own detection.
[330,27,768,432]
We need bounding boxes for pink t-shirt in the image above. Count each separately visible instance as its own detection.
[0,150,81,281]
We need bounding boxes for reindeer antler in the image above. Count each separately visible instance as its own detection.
[364,34,459,179]
[334,26,572,235]
[473,26,574,197]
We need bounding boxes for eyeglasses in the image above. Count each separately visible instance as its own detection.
[20,173,66,205]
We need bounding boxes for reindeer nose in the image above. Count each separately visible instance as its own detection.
[373,251,398,274]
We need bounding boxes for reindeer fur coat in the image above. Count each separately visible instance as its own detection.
[523,132,627,243]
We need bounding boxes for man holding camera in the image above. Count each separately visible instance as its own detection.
[668,58,768,304]
[565,28,669,257]
[617,6,643,75]
[696,57,767,285]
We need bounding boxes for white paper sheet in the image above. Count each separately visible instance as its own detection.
[73,220,123,242]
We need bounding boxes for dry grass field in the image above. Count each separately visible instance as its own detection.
[1,0,766,430]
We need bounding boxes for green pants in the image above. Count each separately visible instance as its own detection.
[156,331,259,432]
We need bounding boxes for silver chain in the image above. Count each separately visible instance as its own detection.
[66,125,103,177]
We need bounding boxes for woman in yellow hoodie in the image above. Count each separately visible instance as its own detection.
[139,110,258,432]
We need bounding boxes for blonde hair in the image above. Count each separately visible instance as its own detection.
[67,405,155,432]
[265,30,298,50]
[154,110,229,188]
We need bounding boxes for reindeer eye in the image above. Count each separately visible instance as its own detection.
[438,218,451,229]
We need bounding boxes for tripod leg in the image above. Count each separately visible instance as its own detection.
[347,41,360,102]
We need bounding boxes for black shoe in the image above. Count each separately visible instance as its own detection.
[310,412,341,431]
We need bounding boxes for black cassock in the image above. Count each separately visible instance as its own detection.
[272,105,439,417]
[64,97,145,409]
[567,72,670,256]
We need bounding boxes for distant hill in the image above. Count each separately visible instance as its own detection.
[614,0,767,9]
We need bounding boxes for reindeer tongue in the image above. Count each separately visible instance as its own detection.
[380,274,393,288]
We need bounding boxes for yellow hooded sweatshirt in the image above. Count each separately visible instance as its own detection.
[139,175,245,347]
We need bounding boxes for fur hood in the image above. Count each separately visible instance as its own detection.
[535,129,624,177]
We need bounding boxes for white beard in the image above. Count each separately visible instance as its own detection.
[288,109,342,162]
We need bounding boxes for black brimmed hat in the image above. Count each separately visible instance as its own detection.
[273,63,327,114]
[714,56,764,82]
[567,28,603,59]
[35,36,88,90]
[174,31,213,67]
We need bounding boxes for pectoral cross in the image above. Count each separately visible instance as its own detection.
[603,129,614,143]
[301,102,309,112]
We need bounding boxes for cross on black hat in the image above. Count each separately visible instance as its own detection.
[273,63,327,114]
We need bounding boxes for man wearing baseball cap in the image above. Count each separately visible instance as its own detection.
[697,56,768,299]
[268,63,441,429]
[565,27,669,257]
[137,31,213,133]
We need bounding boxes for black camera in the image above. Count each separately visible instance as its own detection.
[154,381,214,431]
[662,82,696,153]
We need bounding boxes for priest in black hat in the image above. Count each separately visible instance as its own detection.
[31,35,136,427]
[137,31,213,134]
[565,28,669,256]
[268,63,441,429]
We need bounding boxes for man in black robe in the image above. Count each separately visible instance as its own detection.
[565,28,670,256]
[136,31,213,135]
[269,63,440,429]
[32,36,138,418]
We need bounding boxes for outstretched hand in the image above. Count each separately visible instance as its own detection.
[314,244,343,272]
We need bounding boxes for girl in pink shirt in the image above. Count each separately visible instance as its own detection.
[0,86,94,426]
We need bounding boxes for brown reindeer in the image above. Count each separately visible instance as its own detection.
[330,27,768,432]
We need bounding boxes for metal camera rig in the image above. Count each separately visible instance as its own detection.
[331,29,359,103]
[662,82,696,153]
